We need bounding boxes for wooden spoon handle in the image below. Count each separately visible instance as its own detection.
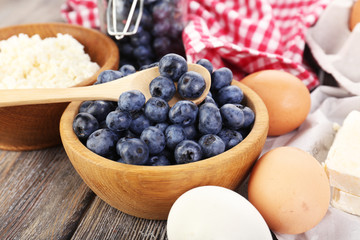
[0,85,119,107]
[0,66,159,107]
[0,64,211,108]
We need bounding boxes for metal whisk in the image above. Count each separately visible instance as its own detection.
[106,0,144,40]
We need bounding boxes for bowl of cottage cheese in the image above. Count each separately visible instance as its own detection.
[0,22,119,150]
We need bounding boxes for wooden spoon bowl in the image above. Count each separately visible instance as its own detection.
[60,81,269,220]
[0,23,119,151]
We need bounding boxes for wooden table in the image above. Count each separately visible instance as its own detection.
[0,1,169,239]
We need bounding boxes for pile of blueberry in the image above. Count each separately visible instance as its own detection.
[73,53,255,166]
[114,0,186,69]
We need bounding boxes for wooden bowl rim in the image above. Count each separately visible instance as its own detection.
[0,22,119,151]
[60,81,269,173]
[0,22,119,88]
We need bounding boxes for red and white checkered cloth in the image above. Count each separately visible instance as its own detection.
[61,0,99,29]
[184,0,331,89]
[61,0,330,89]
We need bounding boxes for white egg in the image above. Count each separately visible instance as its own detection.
[167,186,272,240]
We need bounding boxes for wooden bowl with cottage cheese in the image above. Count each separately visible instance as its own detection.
[0,22,119,150]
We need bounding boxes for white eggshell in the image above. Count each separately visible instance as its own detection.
[167,186,272,240]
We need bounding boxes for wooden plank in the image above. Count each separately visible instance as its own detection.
[72,197,168,240]
[0,147,95,239]
[0,0,65,28]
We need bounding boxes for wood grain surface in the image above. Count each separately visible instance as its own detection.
[0,148,94,240]
[0,1,171,239]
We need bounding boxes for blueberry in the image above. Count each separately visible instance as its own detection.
[152,1,173,21]
[153,37,171,57]
[86,128,119,158]
[177,71,206,99]
[165,124,186,149]
[218,128,243,150]
[129,111,152,135]
[119,64,136,76]
[220,103,245,130]
[152,21,171,37]
[168,100,198,127]
[116,136,133,149]
[134,45,153,61]
[105,110,132,132]
[169,20,184,39]
[159,53,188,82]
[183,124,198,140]
[119,42,134,57]
[119,58,136,68]
[123,129,138,138]
[130,31,152,47]
[148,62,159,68]
[139,8,153,29]
[106,151,121,161]
[73,112,99,140]
[137,58,154,68]
[198,134,225,158]
[238,127,252,139]
[116,157,126,164]
[140,62,159,71]
[211,67,233,92]
[148,154,172,166]
[82,100,116,122]
[201,95,217,105]
[98,120,107,129]
[140,126,166,154]
[198,102,222,135]
[78,101,93,113]
[174,140,203,164]
[118,90,146,113]
[144,97,169,123]
[235,104,255,128]
[196,59,213,74]
[144,0,157,5]
[216,85,244,106]
[158,147,174,162]
[95,70,124,84]
[154,122,169,133]
[116,138,149,165]
[112,129,128,139]
[149,75,176,101]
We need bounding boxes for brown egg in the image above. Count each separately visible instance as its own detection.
[248,146,330,234]
[241,70,311,136]
[350,0,360,31]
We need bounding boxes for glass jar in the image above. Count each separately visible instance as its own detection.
[97,0,187,69]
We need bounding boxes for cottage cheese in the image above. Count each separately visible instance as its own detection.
[0,33,100,89]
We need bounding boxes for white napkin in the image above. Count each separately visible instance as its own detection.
[306,0,360,96]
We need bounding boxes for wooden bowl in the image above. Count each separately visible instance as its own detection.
[0,22,119,151]
[59,81,269,220]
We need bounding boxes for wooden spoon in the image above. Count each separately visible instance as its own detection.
[0,63,211,107]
